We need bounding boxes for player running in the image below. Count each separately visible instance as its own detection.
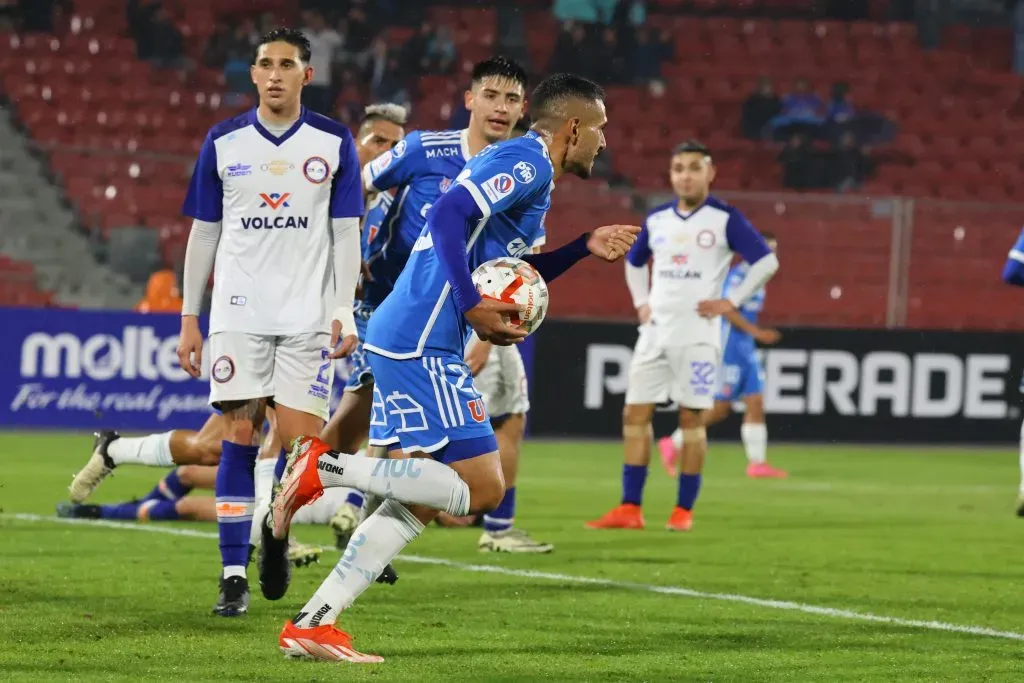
[175,28,364,617]
[587,139,780,532]
[1001,227,1024,516]
[268,73,638,662]
[656,232,786,479]
[326,57,553,553]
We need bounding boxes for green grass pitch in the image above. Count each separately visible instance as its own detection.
[2,432,1023,682]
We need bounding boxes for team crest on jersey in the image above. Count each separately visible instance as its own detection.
[512,161,536,184]
[482,173,514,204]
[258,192,291,210]
[393,139,407,157]
[261,159,294,176]
[439,177,452,193]
[303,156,330,184]
[212,356,235,384]
[696,230,716,248]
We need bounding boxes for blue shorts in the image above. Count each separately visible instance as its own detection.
[715,350,764,402]
[344,306,374,393]
[366,351,497,463]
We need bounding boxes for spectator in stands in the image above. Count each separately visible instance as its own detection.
[426,25,457,75]
[612,0,646,53]
[741,77,782,140]
[366,36,390,94]
[548,21,589,76]
[15,0,69,32]
[372,56,410,111]
[825,82,896,146]
[400,21,434,75]
[553,0,604,23]
[301,10,343,116]
[778,133,817,190]
[630,26,663,85]
[595,26,628,84]
[826,131,873,193]
[135,270,182,314]
[768,79,826,142]
[144,5,187,71]
[345,0,375,54]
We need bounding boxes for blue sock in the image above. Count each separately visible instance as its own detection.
[345,491,366,508]
[144,469,192,502]
[216,441,258,571]
[621,465,647,505]
[274,448,287,482]
[139,499,180,521]
[99,501,141,520]
[677,473,702,511]
[483,486,516,533]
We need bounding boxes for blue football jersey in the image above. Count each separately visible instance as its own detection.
[359,129,471,307]
[721,263,766,355]
[359,190,394,307]
[365,131,553,359]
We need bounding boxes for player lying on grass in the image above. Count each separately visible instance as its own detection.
[267,73,639,663]
[59,464,331,568]
[656,231,786,480]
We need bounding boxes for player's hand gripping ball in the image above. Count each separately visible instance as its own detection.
[471,257,549,335]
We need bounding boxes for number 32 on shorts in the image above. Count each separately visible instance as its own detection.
[690,361,715,397]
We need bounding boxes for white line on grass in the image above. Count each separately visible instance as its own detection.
[7,513,1024,643]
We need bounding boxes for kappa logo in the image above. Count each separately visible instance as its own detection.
[258,192,291,210]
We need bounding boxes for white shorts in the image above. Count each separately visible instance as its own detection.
[624,325,718,410]
[470,340,530,419]
[208,331,333,422]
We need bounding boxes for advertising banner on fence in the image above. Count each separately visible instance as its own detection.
[0,308,214,430]
[530,320,1024,443]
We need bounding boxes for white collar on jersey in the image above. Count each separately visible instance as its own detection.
[459,128,471,161]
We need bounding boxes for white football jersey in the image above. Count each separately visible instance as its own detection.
[183,108,364,335]
[626,195,769,349]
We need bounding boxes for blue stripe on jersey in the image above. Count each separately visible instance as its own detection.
[721,263,765,354]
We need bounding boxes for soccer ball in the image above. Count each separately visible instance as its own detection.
[470,257,549,335]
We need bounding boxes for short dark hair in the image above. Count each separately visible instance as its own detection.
[529,73,605,122]
[470,56,529,91]
[672,139,711,158]
[254,28,312,64]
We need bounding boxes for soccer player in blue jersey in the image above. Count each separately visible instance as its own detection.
[656,232,786,479]
[175,28,365,617]
[269,73,639,662]
[324,58,554,553]
[1001,227,1024,516]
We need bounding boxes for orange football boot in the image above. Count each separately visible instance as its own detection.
[665,506,693,532]
[585,503,645,530]
[271,436,331,540]
[279,621,383,663]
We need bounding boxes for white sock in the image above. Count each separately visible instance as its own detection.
[224,565,246,579]
[108,432,174,467]
[292,487,350,526]
[1018,420,1024,495]
[315,449,470,516]
[741,423,768,465]
[671,427,684,451]
[293,499,424,628]
[249,458,277,547]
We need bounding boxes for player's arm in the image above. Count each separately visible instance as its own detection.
[1002,228,1024,287]
[624,221,652,323]
[177,131,224,377]
[361,132,421,201]
[699,213,778,318]
[722,308,780,345]
[329,132,366,358]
